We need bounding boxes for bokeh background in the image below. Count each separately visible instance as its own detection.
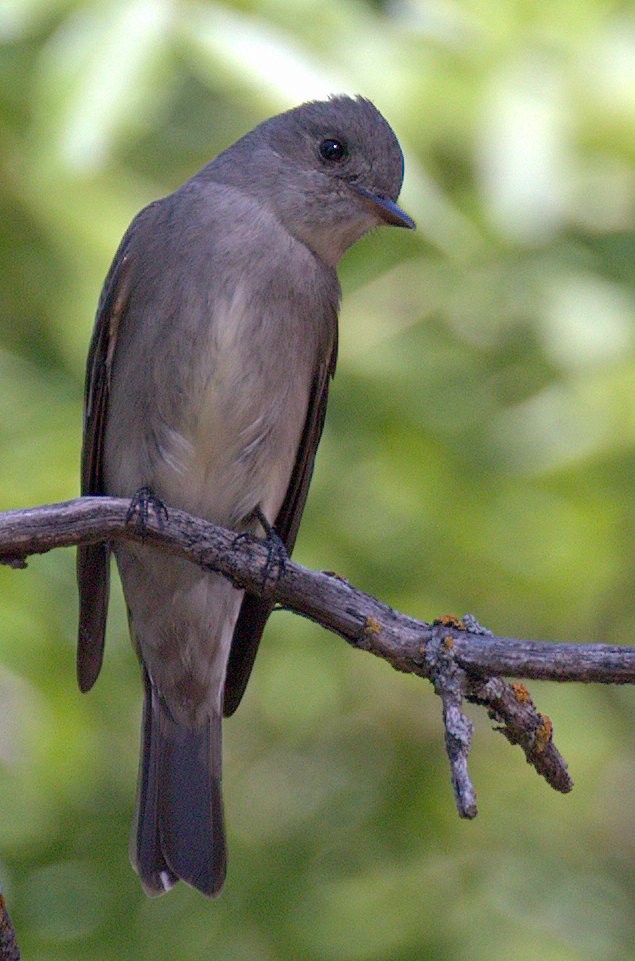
[1,1,634,958]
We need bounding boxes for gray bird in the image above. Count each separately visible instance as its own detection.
[77,95,414,897]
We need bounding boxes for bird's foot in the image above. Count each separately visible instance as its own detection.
[259,523,288,595]
[126,486,168,540]
[233,506,288,594]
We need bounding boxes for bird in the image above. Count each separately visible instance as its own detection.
[77,94,414,897]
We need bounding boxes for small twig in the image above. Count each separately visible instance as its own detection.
[466,676,573,793]
[427,625,477,818]
[0,890,21,961]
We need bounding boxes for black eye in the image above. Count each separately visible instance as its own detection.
[319,138,348,163]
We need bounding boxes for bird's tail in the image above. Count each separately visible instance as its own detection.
[131,669,226,897]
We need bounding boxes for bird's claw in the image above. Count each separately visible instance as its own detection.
[126,486,168,539]
[233,506,288,595]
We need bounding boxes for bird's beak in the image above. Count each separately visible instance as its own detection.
[350,183,415,230]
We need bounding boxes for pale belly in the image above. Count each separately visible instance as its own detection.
[149,355,311,531]
[104,289,316,533]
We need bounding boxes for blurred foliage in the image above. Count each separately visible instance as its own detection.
[0,0,634,958]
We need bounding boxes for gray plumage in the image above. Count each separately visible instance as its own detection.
[77,95,413,897]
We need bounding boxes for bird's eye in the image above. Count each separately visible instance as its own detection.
[319,138,348,163]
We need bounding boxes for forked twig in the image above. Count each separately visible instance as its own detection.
[0,496,632,818]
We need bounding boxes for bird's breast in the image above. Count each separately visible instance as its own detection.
[149,282,318,528]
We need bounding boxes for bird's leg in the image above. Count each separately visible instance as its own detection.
[253,506,288,592]
[233,505,288,592]
[126,485,169,540]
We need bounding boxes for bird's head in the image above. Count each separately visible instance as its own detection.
[215,95,414,265]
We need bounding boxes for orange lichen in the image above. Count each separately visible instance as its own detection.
[443,635,455,651]
[534,715,553,752]
[433,614,466,630]
[364,616,382,636]
[511,683,532,704]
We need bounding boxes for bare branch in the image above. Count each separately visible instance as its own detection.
[0,890,21,961]
[0,496,632,811]
[1,497,632,680]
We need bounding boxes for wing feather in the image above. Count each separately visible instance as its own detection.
[76,245,133,692]
[223,329,338,717]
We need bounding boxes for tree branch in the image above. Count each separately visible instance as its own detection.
[1,496,633,818]
[0,889,21,961]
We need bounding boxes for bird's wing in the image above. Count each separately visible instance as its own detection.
[223,326,338,717]
[76,240,134,693]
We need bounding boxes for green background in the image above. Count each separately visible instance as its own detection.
[0,1,633,958]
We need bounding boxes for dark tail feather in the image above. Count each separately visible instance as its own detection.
[132,670,226,897]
